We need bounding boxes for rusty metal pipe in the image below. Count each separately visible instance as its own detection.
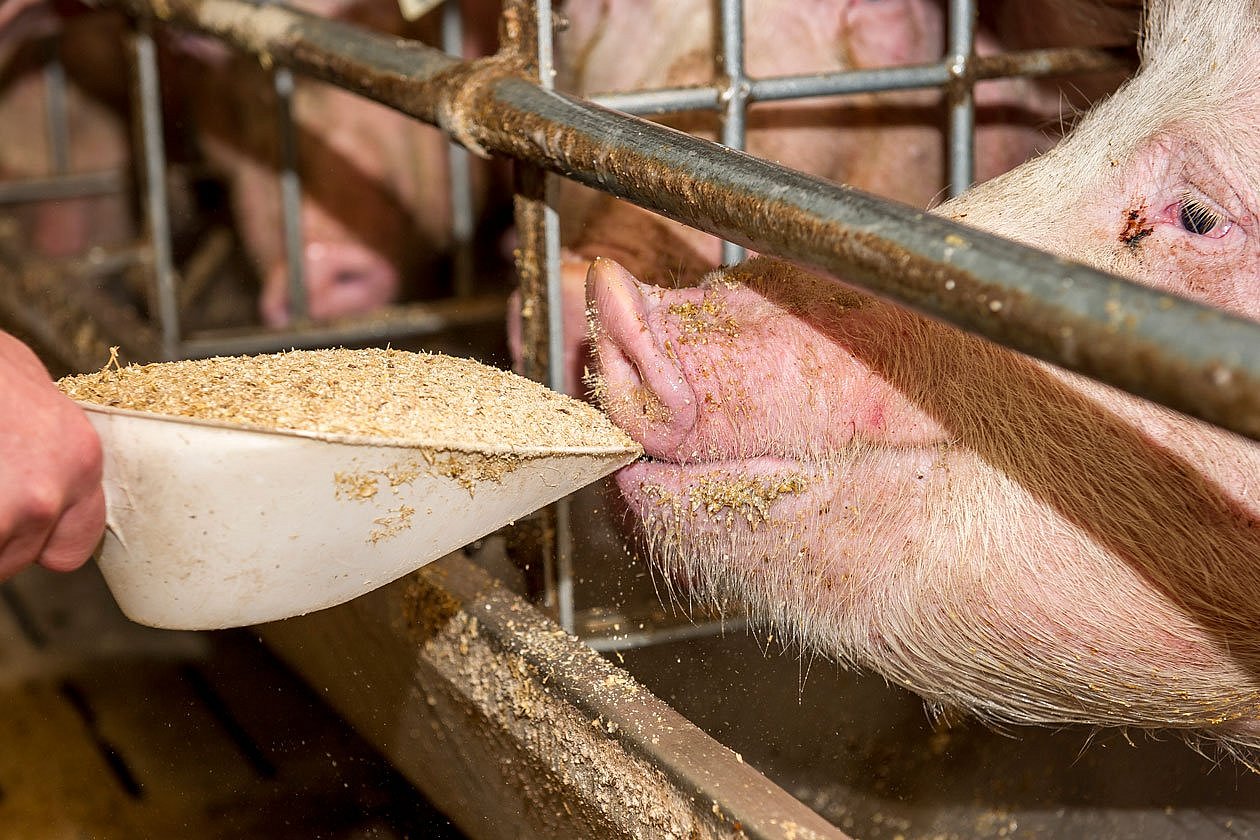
[106,0,1260,441]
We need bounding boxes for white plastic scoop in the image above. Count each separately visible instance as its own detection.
[82,402,640,630]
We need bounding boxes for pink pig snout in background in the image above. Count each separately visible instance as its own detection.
[259,240,399,328]
[184,0,502,328]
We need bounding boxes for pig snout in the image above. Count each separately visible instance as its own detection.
[587,259,698,458]
[588,257,949,463]
[260,241,399,328]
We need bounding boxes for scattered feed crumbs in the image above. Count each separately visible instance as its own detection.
[58,348,639,452]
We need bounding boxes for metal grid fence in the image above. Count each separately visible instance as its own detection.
[5,0,1260,648]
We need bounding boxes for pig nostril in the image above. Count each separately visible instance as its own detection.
[332,269,366,286]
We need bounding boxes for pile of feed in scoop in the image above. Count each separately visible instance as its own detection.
[57,348,639,452]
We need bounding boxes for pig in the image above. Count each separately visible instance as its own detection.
[588,0,1260,753]
[518,0,1138,396]
[180,0,503,327]
[0,8,134,259]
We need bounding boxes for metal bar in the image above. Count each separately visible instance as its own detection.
[443,0,476,298]
[946,0,977,197]
[578,604,749,653]
[178,294,506,357]
[533,0,576,635]
[509,168,560,615]
[555,495,574,633]
[543,174,563,396]
[42,43,71,175]
[591,48,1131,116]
[132,21,179,359]
[0,171,127,205]
[584,619,746,653]
[541,22,575,635]
[752,62,952,104]
[274,65,309,321]
[718,0,747,264]
[591,85,720,116]
[103,0,1260,440]
[471,82,1260,438]
[502,0,562,620]
[535,0,565,400]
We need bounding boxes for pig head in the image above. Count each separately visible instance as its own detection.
[184,0,501,328]
[590,0,1260,753]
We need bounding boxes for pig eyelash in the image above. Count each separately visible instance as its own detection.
[1175,191,1232,238]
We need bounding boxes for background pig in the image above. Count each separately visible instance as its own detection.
[517,0,1137,395]
[182,0,503,327]
[0,8,133,259]
[590,0,1260,754]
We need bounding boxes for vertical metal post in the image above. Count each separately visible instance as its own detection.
[534,0,575,635]
[133,21,180,358]
[42,42,70,176]
[274,66,309,322]
[443,0,477,298]
[946,0,976,197]
[535,1,565,402]
[508,0,572,633]
[717,0,747,265]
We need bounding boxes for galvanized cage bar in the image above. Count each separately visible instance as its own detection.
[183,299,510,357]
[591,45,1130,117]
[132,21,180,359]
[946,0,977,195]
[442,0,477,298]
[42,41,71,175]
[500,0,573,629]
[717,0,747,264]
[274,65,311,323]
[532,0,576,635]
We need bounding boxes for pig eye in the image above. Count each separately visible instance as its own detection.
[1176,193,1231,237]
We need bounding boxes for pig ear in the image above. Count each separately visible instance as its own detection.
[842,0,942,69]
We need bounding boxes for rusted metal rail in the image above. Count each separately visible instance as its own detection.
[106,0,1260,441]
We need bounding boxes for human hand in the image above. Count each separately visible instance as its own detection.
[0,331,105,578]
